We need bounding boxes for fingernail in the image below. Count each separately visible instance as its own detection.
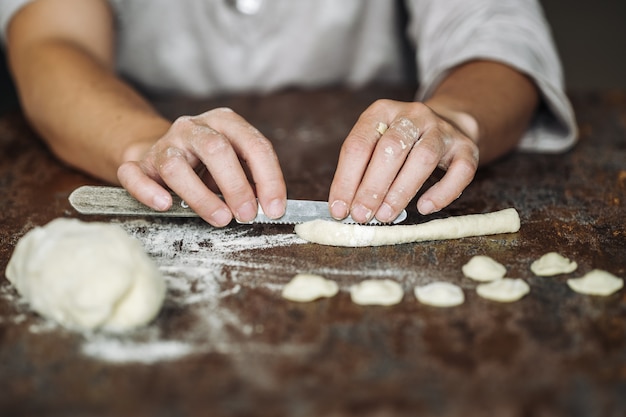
[235,201,257,222]
[351,204,373,223]
[376,203,394,223]
[265,198,286,219]
[152,194,171,211]
[330,200,349,219]
[211,208,233,227]
[418,200,436,215]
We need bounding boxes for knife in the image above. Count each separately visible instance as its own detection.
[68,185,407,225]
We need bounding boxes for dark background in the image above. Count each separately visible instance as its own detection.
[1,1,625,115]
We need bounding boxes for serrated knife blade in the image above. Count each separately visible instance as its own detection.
[68,185,407,225]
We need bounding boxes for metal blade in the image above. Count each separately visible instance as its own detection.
[68,185,407,225]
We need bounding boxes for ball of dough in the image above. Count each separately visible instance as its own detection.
[530,252,577,276]
[566,269,623,296]
[414,282,465,307]
[281,274,339,302]
[462,255,506,282]
[476,278,530,303]
[350,279,404,306]
[6,218,165,332]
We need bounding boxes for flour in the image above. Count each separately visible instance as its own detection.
[72,219,309,364]
[0,218,310,364]
[4,216,428,365]
[81,337,195,364]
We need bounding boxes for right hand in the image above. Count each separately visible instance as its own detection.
[117,108,287,227]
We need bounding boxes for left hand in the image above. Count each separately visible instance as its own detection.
[328,99,479,223]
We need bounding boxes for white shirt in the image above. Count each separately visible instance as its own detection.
[0,0,577,152]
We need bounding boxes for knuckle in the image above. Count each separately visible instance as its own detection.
[369,98,393,112]
[203,107,235,122]
[158,147,185,176]
[116,161,134,178]
[465,142,480,165]
[387,117,421,146]
[454,156,479,179]
[385,190,412,209]
[201,134,231,156]
[245,135,275,156]
[403,102,431,119]
[208,106,234,115]
[378,135,407,159]
[451,141,479,170]
[413,144,441,167]
[170,115,196,133]
[342,133,373,156]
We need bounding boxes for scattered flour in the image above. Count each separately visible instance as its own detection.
[8,215,598,366]
[82,337,195,364]
[4,219,418,366]
[3,219,312,365]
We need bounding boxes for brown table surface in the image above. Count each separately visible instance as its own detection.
[1,86,625,417]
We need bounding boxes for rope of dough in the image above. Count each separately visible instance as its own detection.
[294,208,520,247]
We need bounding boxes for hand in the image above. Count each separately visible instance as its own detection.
[328,99,479,223]
[117,108,287,227]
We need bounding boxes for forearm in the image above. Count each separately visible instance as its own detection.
[9,40,170,183]
[424,60,539,165]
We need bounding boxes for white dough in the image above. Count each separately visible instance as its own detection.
[375,122,388,135]
[5,218,165,332]
[350,279,404,306]
[476,278,530,303]
[462,255,506,282]
[295,208,520,247]
[281,274,339,302]
[566,269,624,296]
[414,282,465,307]
[530,252,578,276]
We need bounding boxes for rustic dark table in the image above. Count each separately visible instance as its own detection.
[1,87,625,417]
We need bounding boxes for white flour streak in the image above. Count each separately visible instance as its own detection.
[219,284,242,298]
[82,337,195,364]
[3,218,328,366]
[75,219,311,365]
[8,218,414,366]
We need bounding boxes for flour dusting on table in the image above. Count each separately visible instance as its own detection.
[4,218,420,365]
[77,219,309,364]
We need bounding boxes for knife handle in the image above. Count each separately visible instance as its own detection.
[69,185,198,217]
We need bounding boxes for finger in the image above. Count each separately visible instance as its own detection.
[349,116,424,223]
[416,146,478,215]
[197,166,220,194]
[232,134,286,219]
[371,145,442,223]
[165,114,257,223]
[200,108,287,219]
[117,161,173,212]
[156,145,234,227]
[328,103,394,220]
[189,134,259,223]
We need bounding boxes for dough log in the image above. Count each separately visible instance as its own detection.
[295,208,520,247]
